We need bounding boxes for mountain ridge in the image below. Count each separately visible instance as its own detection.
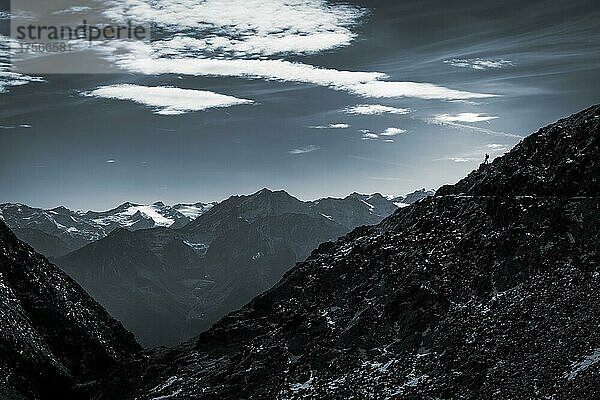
[437,104,600,197]
[1,190,431,259]
[55,189,431,347]
[0,201,216,257]
[94,105,600,399]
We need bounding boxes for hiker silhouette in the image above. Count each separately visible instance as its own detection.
[484,153,490,165]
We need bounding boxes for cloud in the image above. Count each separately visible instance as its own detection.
[429,118,521,139]
[361,131,379,140]
[433,113,499,123]
[380,127,407,136]
[0,69,44,93]
[448,157,474,163]
[101,2,499,102]
[344,104,412,115]
[347,81,496,100]
[52,6,92,15]
[444,58,513,70]
[310,123,350,129]
[486,143,509,152]
[106,159,116,163]
[289,145,320,154]
[83,84,254,115]
[0,35,45,94]
[109,43,499,101]
[105,0,365,56]
[0,124,31,129]
[360,128,405,141]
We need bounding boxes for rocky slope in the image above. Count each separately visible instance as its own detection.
[395,188,436,205]
[437,108,599,197]
[309,192,398,228]
[0,220,140,400]
[95,105,600,399]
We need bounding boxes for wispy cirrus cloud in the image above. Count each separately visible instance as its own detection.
[486,143,509,152]
[289,145,320,154]
[52,6,92,15]
[83,84,253,115]
[448,157,474,163]
[0,124,31,129]
[444,58,513,70]
[428,116,521,139]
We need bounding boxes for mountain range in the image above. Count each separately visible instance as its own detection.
[1,105,598,399]
[91,105,599,399]
[52,189,432,347]
[0,201,217,258]
[0,191,432,260]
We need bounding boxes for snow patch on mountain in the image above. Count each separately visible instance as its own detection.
[173,203,216,219]
[93,204,174,227]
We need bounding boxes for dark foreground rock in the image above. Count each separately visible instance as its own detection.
[0,221,140,400]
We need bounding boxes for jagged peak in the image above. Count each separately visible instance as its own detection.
[251,188,292,197]
[49,205,70,213]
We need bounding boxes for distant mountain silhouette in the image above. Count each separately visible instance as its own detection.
[54,189,426,346]
[0,202,216,257]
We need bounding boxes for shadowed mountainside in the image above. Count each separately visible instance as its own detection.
[0,221,140,400]
[55,190,422,347]
[95,105,600,399]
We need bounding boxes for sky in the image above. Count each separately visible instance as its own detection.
[1,0,599,210]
